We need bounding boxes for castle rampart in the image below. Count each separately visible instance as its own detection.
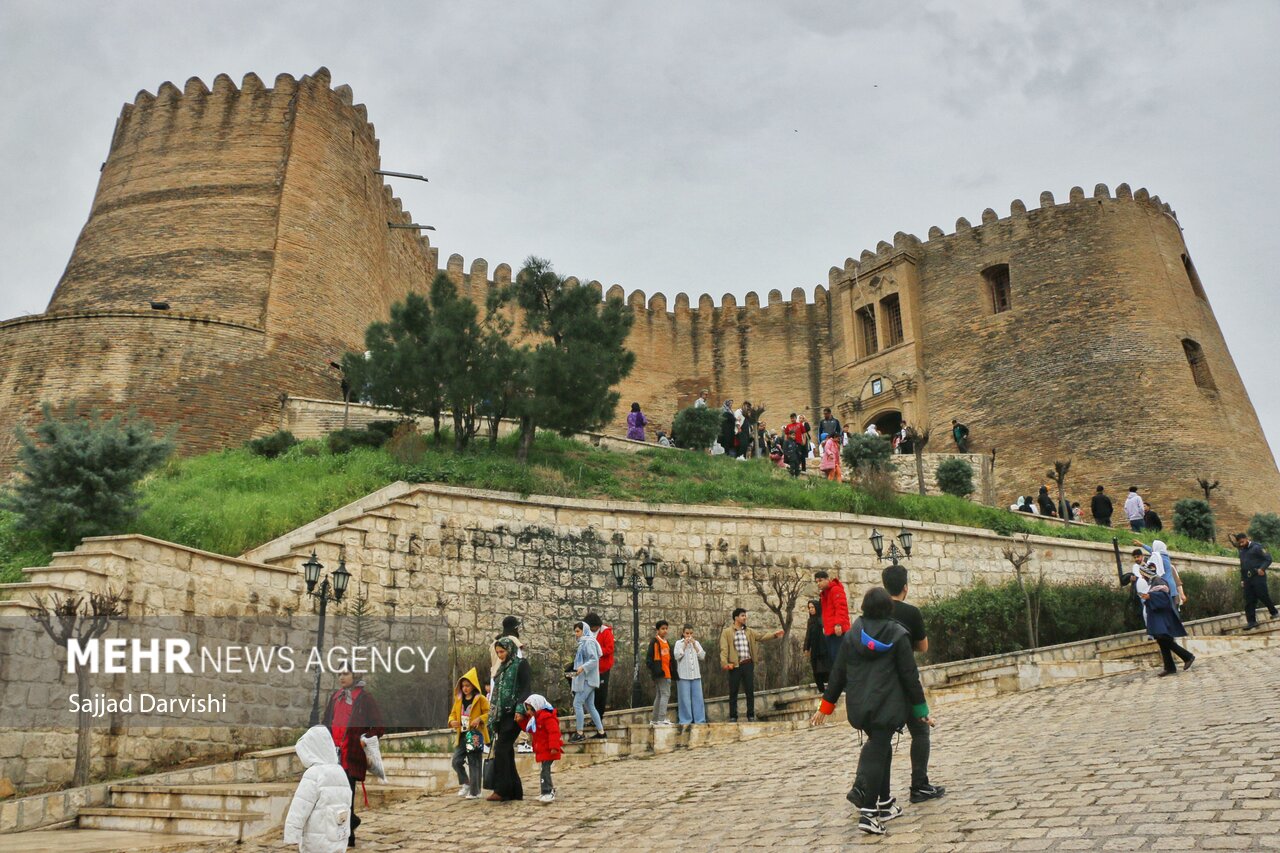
[0,70,1276,531]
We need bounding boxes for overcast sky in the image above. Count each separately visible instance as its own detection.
[2,1,1277,455]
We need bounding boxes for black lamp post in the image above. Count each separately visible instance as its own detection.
[303,551,351,726]
[869,527,914,567]
[612,541,658,710]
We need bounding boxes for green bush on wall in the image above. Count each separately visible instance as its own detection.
[935,458,975,498]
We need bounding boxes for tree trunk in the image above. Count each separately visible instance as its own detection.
[516,415,536,463]
[915,450,926,496]
[778,623,792,689]
[1057,483,1066,522]
[452,411,465,452]
[74,666,91,787]
[488,417,500,447]
[1016,573,1036,650]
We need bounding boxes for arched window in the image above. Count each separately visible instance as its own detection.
[881,293,904,347]
[1182,254,1207,301]
[857,305,879,356]
[983,264,1011,314]
[1182,338,1216,391]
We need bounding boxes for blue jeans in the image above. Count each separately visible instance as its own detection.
[677,678,706,724]
[1129,520,1144,532]
[574,687,602,733]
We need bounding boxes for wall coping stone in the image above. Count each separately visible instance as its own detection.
[76,534,297,575]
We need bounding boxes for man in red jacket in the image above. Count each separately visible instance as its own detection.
[585,612,614,718]
[815,570,851,668]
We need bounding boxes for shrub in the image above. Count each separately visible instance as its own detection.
[671,405,721,451]
[935,458,975,498]
[365,420,401,442]
[1247,512,1280,547]
[246,430,297,458]
[386,422,428,465]
[1172,498,1215,541]
[327,427,389,455]
[841,433,894,474]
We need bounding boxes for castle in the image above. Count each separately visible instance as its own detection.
[0,68,1276,531]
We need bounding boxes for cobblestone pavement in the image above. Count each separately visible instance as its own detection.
[175,645,1280,852]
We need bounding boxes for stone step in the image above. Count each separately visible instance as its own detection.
[78,806,269,839]
[48,547,135,570]
[0,580,80,602]
[18,564,110,591]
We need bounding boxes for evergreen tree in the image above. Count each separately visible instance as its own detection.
[672,405,721,451]
[936,457,975,498]
[4,403,173,549]
[1173,498,1216,542]
[342,292,443,440]
[427,274,488,451]
[503,257,636,462]
[1248,512,1280,548]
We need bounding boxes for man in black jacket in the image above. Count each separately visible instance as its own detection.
[1090,486,1114,527]
[882,565,944,804]
[1233,533,1278,629]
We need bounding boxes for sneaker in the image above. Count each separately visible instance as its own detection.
[568,733,585,743]
[1183,655,1196,672]
[1157,670,1177,677]
[464,792,481,800]
[538,791,556,803]
[746,716,756,722]
[516,742,533,753]
[656,720,673,726]
[457,785,469,797]
[1243,623,1259,631]
[877,798,903,822]
[591,731,608,740]
[857,812,886,835]
[909,784,946,803]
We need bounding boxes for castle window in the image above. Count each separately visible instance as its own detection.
[983,264,1011,314]
[857,305,879,356]
[1182,338,1216,391]
[881,293,904,347]
[1182,254,1207,301]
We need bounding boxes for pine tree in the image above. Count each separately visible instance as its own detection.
[342,292,443,439]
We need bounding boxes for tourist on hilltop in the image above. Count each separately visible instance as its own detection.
[646,620,675,726]
[516,694,563,803]
[657,430,671,447]
[892,423,910,454]
[567,621,607,743]
[802,599,830,692]
[811,588,933,836]
[950,418,970,453]
[1124,486,1146,532]
[783,413,807,476]
[1137,561,1195,676]
[865,422,881,437]
[322,669,385,845]
[1036,485,1058,518]
[782,434,802,476]
[819,432,842,482]
[798,414,812,471]
[673,624,708,725]
[720,399,737,457]
[626,402,648,442]
[817,407,841,444]
[1091,485,1114,527]
[1011,496,1026,513]
[1232,533,1277,630]
[487,638,532,801]
[448,667,489,800]
[815,570,852,666]
[1143,503,1163,531]
[883,565,946,804]
[719,607,784,722]
[694,389,709,409]
[1071,502,1084,523]
[584,612,614,719]
[284,726,355,853]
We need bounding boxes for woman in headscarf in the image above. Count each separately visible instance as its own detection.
[1134,539,1187,611]
[486,637,531,801]
[1036,485,1057,517]
[322,670,384,846]
[1137,561,1195,676]
[626,402,648,442]
[802,599,830,691]
[568,621,607,742]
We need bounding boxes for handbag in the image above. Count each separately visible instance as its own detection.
[482,755,494,789]
[360,733,386,783]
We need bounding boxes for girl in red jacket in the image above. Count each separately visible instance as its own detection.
[518,694,563,803]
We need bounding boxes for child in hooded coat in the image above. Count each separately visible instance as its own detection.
[284,726,354,853]
[517,693,563,803]
[448,667,490,798]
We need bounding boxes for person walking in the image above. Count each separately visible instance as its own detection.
[673,624,707,725]
[646,620,675,725]
[1091,486,1114,527]
[819,432,842,482]
[584,612,614,719]
[1124,486,1146,532]
[1137,561,1195,676]
[883,565,945,804]
[719,608,784,722]
[817,408,841,444]
[447,667,489,799]
[1233,533,1277,629]
[626,402,648,442]
[283,726,356,853]
[517,694,563,803]
[568,622,607,742]
[1134,539,1186,612]
[802,599,830,692]
[814,570,852,666]
[321,670,384,846]
[811,588,933,836]
[950,418,969,452]
[486,637,531,801]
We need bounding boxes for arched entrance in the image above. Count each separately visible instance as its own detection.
[865,410,902,436]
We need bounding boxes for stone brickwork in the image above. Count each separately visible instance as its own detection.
[0,70,1276,534]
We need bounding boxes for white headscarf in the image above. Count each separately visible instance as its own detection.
[1150,540,1173,572]
[522,693,553,732]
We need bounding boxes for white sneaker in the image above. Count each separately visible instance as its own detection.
[465,792,481,800]
[656,720,673,726]
[457,785,469,797]
[538,791,556,803]
[516,742,533,753]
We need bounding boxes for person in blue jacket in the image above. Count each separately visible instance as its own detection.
[1137,561,1195,677]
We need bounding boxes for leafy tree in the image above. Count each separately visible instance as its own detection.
[3,404,173,549]
[502,257,636,462]
[1173,498,1216,542]
[936,457,975,498]
[342,292,443,440]
[841,432,894,474]
[1248,512,1280,548]
[671,405,721,451]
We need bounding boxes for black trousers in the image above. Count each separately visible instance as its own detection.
[1244,574,1278,624]
[853,728,894,807]
[728,661,756,720]
[595,670,610,718]
[346,775,360,842]
[490,717,523,800]
[905,715,931,790]
[810,658,828,693]
[1154,634,1193,672]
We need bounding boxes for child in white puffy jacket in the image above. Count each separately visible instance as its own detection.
[284,726,354,853]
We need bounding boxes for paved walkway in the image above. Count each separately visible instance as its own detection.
[156,644,1280,851]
